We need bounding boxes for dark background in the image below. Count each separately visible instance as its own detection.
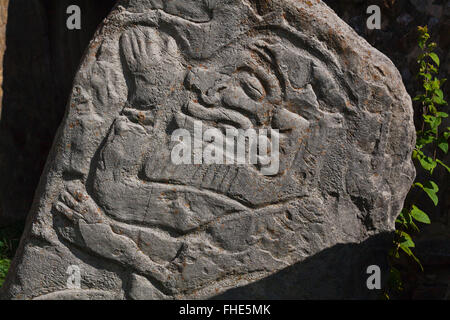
[0,0,114,226]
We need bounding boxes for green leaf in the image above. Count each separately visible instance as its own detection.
[433,95,447,105]
[399,231,415,248]
[400,240,415,250]
[438,139,448,154]
[0,258,11,287]
[432,78,441,89]
[444,131,450,140]
[429,53,440,66]
[436,159,450,173]
[399,245,424,271]
[410,220,420,233]
[429,64,438,74]
[429,103,437,115]
[399,243,413,255]
[411,252,424,271]
[416,134,435,148]
[423,181,439,206]
[419,40,425,50]
[417,154,437,173]
[395,210,407,226]
[423,115,441,132]
[419,73,432,81]
[410,205,431,224]
[414,182,424,188]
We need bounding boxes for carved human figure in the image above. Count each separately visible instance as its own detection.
[53,24,347,297]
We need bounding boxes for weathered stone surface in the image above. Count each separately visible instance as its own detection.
[1,0,415,299]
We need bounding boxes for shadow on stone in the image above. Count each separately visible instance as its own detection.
[213,232,392,300]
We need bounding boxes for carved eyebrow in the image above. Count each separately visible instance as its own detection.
[245,41,288,100]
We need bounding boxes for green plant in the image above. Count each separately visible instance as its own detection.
[385,26,449,299]
[0,239,11,287]
[0,224,23,288]
[0,260,11,287]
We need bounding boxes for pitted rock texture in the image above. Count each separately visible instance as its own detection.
[1,0,415,299]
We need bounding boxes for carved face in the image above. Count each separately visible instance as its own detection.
[183,68,274,129]
[104,27,346,208]
[173,42,327,180]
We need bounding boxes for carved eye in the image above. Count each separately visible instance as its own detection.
[240,75,265,101]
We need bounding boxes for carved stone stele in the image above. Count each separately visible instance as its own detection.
[1,0,415,299]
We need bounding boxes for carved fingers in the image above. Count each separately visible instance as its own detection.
[54,181,103,225]
[90,60,123,106]
[121,28,152,73]
[184,100,253,130]
[120,27,179,74]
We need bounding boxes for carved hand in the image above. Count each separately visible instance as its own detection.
[54,181,104,225]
